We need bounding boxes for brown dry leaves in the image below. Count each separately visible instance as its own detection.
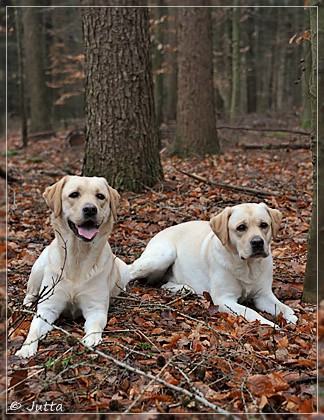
[6,128,317,414]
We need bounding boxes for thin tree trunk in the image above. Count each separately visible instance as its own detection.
[50,3,83,125]
[14,6,28,146]
[246,10,257,113]
[229,4,240,122]
[152,4,164,129]
[276,9,286,111]
[303,2,319,304]
[301,9,312,128]
[174,5,220,157]
[22,5,51,134]
[163,5,177,122]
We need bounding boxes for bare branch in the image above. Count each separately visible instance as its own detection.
[216,125,311,136]
[176,168,297,202]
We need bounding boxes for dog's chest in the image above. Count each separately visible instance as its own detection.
[62,304,82,320]
[238,284,254,303]
[235,263,265,301]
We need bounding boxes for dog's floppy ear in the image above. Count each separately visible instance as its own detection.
[43,176,69,218]
[108,185,120,221]
[260,203,282,238]
[210,207,232,246]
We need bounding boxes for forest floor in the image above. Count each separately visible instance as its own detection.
[4,118,322,416]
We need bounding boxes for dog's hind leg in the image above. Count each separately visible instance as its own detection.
[130,239,176,284]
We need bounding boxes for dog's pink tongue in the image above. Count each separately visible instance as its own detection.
[77,226,99,240]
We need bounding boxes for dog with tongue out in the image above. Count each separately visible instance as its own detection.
[16,175,130,358]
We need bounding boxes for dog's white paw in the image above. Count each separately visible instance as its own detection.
[162,282,195,294]
[82,333,102,348]
[259,318,278,329]
[16,342,38,358]
[23,294,37,307]
[285,312,298,325]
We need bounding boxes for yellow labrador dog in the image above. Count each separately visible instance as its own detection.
[16,176,129,358]
[130,203,297,328]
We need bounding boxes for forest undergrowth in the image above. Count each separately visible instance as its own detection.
[4,122,321,415]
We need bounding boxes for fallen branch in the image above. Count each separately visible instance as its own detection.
[27,130,56,141]
[216,126,311,136]
[240,142,310,150]
[11,309,229,414]
[176,168,297,202]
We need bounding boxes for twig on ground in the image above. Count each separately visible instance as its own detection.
[240,142,310,150]
[176,168,297,202]
[216,125,311,136]
[123,356,174,413]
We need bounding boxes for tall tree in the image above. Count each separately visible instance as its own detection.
[22,5,52,134]
[301,9,312,129]
[303,1,321,304]
[82,6,163,192]
[152,4,164,128]
[163,5,177,122]
[229,3,240,121]
[318,1,324,302]
[14,6,27,146]
[174,5,220,157]
[49,3,84,124]
[246,9,257,113]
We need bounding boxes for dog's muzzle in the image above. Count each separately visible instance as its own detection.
[68,204,100,242]
[250,236,267,258]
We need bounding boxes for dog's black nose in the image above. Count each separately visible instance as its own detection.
[83,205,98,217]
[250,236,264,250]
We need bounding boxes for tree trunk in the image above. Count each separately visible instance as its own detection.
[275,9,286,111]
[14,6,28,146]
[49,3,84,125]
[301,9,312,129]
[246,10,257,113]
[22,5,52,134]
[152,4,164,129]
[173,5,220,157]
[163,4,177,122]
[229,4,240,122]
[303,2,320,304]
[82,7,163,192]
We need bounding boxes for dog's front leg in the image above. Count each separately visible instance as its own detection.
[15,307,61,358]
[254,292,298,324]
[82,308,107,348]
[23,248,49,307]
[217,297,277,328]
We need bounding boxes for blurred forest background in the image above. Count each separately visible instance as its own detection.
[1,2,312,140]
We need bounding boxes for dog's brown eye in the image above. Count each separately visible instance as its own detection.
[96,193,105,200]
[236,224,246,232]
[69,192,79,198]
[260,222,269,229]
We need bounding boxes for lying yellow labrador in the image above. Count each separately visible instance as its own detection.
[130,203,297,327]
[16,176,129,358]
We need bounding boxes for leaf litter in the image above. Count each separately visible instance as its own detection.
[5,127,318,414]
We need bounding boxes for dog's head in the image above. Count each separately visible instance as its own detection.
[43,176,120,242]
[210,203,282,260]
